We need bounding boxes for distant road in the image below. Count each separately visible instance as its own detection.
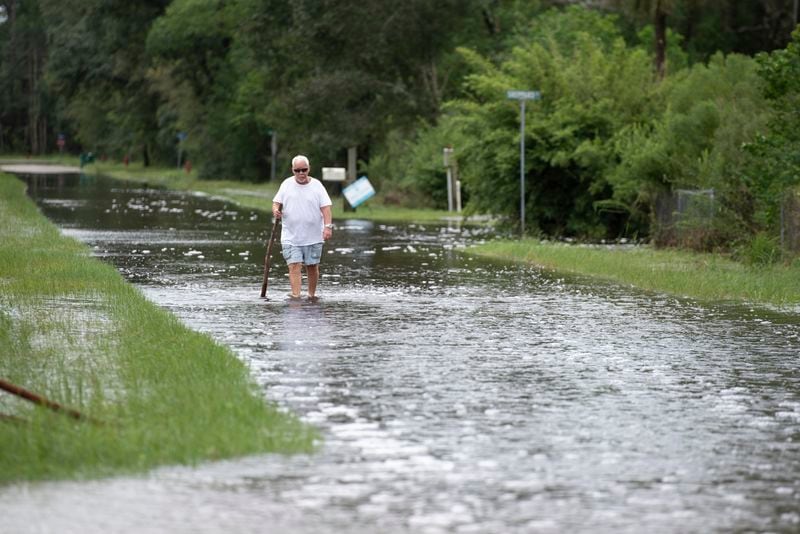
[1,164,81,174]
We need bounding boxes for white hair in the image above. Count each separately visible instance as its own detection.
[291,155,309,168]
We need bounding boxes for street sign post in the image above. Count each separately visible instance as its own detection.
[506,90,541,234]
[443,147,454,212]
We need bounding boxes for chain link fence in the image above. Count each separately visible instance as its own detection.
[654,188,800,258]
[653,189,718,249]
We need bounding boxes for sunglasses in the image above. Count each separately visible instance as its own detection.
[293,168,308,173]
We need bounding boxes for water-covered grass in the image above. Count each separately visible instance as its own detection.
[471,239,800,307]
[89,161,452,222]
[0,173,316,482]
[1,156,451,222]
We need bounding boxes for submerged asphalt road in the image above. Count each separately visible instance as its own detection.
[4,172,800,533]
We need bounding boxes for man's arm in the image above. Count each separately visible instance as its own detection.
[272,201,282,218]
[321,205,332,240]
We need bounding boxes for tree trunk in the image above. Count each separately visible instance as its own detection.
[795,0,799,26]
[654,0,668,79]
[27,26,48,154]
[29,45,38,154]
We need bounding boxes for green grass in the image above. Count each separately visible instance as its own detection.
[471,239,800,307]
[0,173,317,482]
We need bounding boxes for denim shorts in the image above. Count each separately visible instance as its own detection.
[281,243,323,265]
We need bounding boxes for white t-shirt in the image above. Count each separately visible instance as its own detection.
[273,177,332,246]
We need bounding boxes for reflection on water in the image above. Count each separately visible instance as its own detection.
[3,172,800,533]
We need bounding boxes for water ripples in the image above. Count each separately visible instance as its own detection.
[4,173,800,533]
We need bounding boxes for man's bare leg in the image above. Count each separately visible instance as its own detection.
[306,264,319,298]
[288,262,303,298]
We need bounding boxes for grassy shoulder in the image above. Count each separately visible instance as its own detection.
[471,239,800,307]
[0,173,316,483]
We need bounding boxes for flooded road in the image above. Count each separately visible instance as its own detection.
[3,172,800,533]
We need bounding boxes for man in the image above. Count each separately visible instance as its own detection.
[272,155,333,301]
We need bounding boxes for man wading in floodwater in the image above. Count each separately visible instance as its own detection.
[272,155,333,301]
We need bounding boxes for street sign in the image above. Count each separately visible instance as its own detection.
[322,167,346,182]
[343,176,375,208]
[507,90,541,100]
[507,89,541,234]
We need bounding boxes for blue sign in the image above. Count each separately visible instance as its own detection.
[343,176,375,208]
[176,132,188,141]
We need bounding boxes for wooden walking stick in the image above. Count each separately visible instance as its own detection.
[260,214,281,298]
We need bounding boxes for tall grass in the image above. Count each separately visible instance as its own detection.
[0,174,316,482]
[471,239,800,307]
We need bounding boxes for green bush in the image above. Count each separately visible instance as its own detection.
[403,7,660,237]
[735,232,782,266]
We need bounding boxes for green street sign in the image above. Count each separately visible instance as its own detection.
[507,90,541,100]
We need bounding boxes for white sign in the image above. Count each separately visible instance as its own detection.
[506,90,541,100]
[343,176,375,208]
[322,167,346,182]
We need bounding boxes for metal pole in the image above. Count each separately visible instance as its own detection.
[520,99,526,235]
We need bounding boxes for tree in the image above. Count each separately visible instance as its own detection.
[609,53,769,247]
[747,27,800,233]
[605,0,690,78]
[606,0,798,71]
[0,0,49,154]
[40,0,169,162]
[418,7,660,237]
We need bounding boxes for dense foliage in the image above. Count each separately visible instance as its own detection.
[1,0,798,251]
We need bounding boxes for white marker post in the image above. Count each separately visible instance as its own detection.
[506,90,541,234]
[443,147,454,212]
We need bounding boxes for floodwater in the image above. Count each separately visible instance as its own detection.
[3,172,800,533]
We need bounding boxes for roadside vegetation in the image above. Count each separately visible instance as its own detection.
[4,2,799,254]
[5,156,798,308]
[471,239,800,307]
[0,174,316,482]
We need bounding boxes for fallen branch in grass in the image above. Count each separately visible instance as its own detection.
[0,378,100,424]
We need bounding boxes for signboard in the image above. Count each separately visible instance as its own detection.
[322,167,346,182]
[343,176,375,208]
[506,90,541,100]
